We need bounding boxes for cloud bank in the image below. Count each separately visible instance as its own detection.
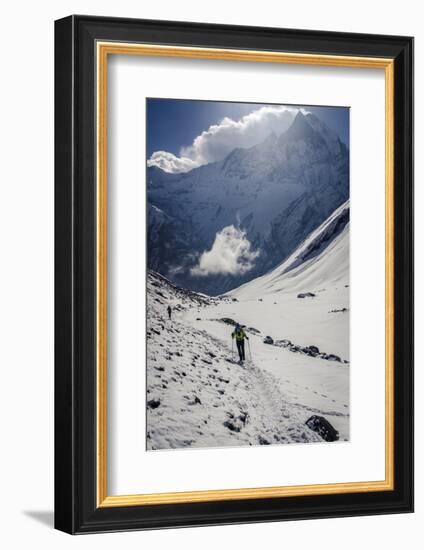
[147,151,199,174]
[147,105,301,174]
[191,225,259,277]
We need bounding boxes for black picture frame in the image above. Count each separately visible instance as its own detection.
[55,15,414,534]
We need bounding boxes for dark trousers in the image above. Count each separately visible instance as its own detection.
[236,340,245,361]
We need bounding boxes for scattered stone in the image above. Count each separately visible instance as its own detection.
[326,354,341,362]
[266,337,347,363]
[258,435,271,445]
[147,398,161,410]
[275,339,292,348]
[297,292,316,299]
[223,420,241,433]
[238,412,249,425]
[187,396,201,405]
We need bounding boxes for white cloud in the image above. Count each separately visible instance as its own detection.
[147,151,198,173]
[148,105,302,174]
[191,225,259,277]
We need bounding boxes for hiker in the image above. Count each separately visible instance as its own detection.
[232,323,249,363]
[167,305,172,320]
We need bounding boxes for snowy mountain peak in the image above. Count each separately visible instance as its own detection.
[148,111,349,295]
[285,109,313,136]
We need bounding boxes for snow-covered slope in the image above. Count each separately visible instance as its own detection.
[146,270,323,450]
[148,111,349,295]
[231,200,349,299]
[147,202,350,450]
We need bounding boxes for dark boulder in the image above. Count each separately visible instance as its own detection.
[263,335,274,345]
[326,354,341,362]
[305,415,339,442]
[297,292,316,299]
[223,420,241,433]
[147,398,161,410]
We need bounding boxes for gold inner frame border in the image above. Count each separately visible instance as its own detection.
[96,42,394,508]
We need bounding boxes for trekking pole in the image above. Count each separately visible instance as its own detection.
[248,339,252,361]
[231,339,234,362]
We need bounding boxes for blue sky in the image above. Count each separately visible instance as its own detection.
[147,98,349,173]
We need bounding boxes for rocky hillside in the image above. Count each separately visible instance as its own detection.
[146,270,322,450]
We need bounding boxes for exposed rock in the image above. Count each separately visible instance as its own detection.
[238,412,249,425]
[268,337,347,363]
[275,339,292,348]
[326,354,341,362]
[147,398,161,410]
[223,420,241,433]
[305,415,339,442]
[297,292,316,299]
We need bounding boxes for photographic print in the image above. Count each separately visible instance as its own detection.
[146,98,350,451]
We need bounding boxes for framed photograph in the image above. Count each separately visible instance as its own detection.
[54,15,413,533]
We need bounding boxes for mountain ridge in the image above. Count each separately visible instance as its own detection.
[147,110,349,295]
